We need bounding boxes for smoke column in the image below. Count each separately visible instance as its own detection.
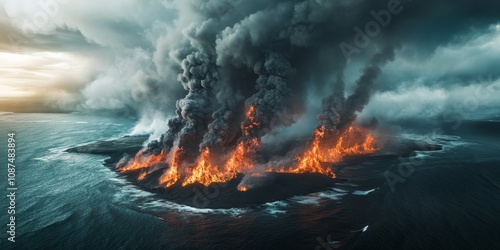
[108,0,500,187]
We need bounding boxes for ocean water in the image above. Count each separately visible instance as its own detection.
[0,113,499,249]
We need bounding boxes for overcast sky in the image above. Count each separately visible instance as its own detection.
[0,0,499,128]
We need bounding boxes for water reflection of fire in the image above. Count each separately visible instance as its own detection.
[117,106,378,189]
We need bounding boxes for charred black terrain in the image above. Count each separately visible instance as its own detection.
[66,136,441,208]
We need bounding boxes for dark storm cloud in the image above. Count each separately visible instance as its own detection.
[1,0,499,135]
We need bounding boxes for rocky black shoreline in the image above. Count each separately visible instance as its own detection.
[66,135,442,208]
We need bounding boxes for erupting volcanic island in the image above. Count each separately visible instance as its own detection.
[116,105,378,191]
[67,47,442,208]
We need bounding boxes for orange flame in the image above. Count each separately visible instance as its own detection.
[159,147,183,187]
[137,172,147,181]
[243,105,260,137]
[223,138,259,174]
[181,106,260,186]
[119,105,378,189]
[179,137,261,187]
[118,149,168,172]
[181,148,236,186]
[223,105,260,175]
[275,125,377,176]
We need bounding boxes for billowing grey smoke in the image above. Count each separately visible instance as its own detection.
[129,0,500,167]
[319,45,397,132]
[244,52,296,137]
[146,51,218,163]
[200,104,239,150]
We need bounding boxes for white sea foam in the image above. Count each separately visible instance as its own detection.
[352,188,377,196]
[289,187,349,206]
[110,179,249,216]
[291,196,322,205]
[400,133,471,155]
[34,147,70,162]
[318,189,348,200]
[262,200,289,215]
[332,188,349,193]
[139,199,249,216]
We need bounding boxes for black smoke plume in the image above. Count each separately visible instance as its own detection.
[129,0,499,174]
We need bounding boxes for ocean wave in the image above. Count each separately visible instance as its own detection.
[401,133,470,154]
[290,196,322,205]
[401,133,461,144]
[34,146,101,162]
[352,188,377,196]
[110,179,249,216]
[288,187,349,207]
[33,147,72,162]
[261,200,289,215]
[142,200,249,216]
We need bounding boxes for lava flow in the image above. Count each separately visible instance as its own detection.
[117,106,378,188]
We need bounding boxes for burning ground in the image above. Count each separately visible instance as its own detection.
[66,131,442,208]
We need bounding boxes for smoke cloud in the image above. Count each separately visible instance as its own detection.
[1,0,499,138]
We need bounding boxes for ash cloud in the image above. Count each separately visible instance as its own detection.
[1,0,499,139]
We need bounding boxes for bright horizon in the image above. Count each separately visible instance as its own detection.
[0,0,499,118]
[0,51,82,98]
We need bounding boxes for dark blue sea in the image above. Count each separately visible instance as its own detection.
[0,112,499,249]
